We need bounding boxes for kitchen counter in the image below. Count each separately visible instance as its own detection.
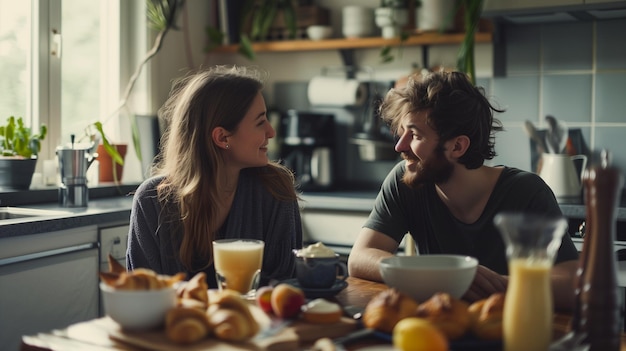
[0,183,138,239]
[0,196,134,239]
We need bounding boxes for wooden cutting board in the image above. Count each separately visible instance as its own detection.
[65,305,357,351]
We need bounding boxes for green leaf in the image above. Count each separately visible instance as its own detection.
[258,4,278,40]
[238,35,256,60]
[281,2,298,39]
[94,122,124,166]
[205,26,224,52]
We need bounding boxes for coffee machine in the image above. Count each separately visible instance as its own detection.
[56,138,97,207]
[280,110,335,191]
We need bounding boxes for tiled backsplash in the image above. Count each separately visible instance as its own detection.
[484,19,626,193]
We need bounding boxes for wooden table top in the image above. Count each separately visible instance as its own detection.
[21,276,626,351]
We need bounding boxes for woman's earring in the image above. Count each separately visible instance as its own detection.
[225,144,230,149]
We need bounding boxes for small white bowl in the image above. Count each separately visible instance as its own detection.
[100,282,176,330]
[307,25,332,40]
[379,255,478,301]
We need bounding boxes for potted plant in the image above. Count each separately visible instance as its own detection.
[378,0,411,63]
[0,116,47,190]
[375,0,410,39]
[237,0,298,60]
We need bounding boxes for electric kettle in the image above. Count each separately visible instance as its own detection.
[539,153,587,200]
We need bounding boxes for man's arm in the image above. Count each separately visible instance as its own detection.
[462,259,577,312]
[348,227,400,282]
[551,259,578,312]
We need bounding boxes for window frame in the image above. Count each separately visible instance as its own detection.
[25,0,145,179]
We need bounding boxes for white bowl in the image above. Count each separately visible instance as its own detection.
[306,25,332,41]
[379,255,478,302]
[100,282,176,330]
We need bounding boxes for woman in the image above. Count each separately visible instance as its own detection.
[127,66,303,287]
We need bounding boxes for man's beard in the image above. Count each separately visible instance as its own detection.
[401,148,454,190]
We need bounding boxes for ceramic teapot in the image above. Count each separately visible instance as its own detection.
[539,153,587,199]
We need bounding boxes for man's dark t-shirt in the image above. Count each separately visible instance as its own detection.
[364,162,579,275]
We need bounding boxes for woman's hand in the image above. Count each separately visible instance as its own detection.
[462,265,508,303]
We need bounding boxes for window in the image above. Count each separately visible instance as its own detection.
[0,0,139,171]
[0,1,29,125]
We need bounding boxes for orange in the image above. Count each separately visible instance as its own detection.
[392,317,448,351]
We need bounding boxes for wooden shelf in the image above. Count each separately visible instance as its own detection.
[212,31,493,54]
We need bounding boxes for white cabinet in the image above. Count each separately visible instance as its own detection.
[99,224,129,272]
[0,226,99,351]
[300,209,410,256]
[98,224,129,316]
[301,209,369,256]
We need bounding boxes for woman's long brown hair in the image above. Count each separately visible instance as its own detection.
[153,66,298,270]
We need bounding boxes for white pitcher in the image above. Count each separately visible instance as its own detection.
[539,153,587,199]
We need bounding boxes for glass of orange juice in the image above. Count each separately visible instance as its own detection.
[213,239,264,297]
[494,212,567,351]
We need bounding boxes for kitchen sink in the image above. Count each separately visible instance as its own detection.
[0,207,70,220]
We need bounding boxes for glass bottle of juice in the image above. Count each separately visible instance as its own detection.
[494,212,567,351]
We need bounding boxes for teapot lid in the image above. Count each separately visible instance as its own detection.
[56,142,94,151]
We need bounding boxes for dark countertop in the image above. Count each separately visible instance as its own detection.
[0,196,134,239]
[0,184,138,239]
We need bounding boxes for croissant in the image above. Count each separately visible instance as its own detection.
[207,289,259,341]
[99,268,185,291]
[177,272,209,309]
[207,307,254,342]
[165,306,212,344]
[415,292,470,340]
[468,293,504,340]
[362,288,419,333]
[107,253,126,274]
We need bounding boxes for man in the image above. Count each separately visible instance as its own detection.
[347,71,579,311]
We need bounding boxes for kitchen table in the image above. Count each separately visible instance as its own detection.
[20,276,626,351]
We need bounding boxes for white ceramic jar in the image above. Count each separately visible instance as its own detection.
[342,6,374,38]
[416,0,456,32]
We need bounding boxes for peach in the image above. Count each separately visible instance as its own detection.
[256,286,274,314]
[270,283,305,319]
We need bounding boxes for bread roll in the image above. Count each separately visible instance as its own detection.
[165,306,211,344]
[468,293,504,340]
[415,292,470,340]
[362,288,419,333]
